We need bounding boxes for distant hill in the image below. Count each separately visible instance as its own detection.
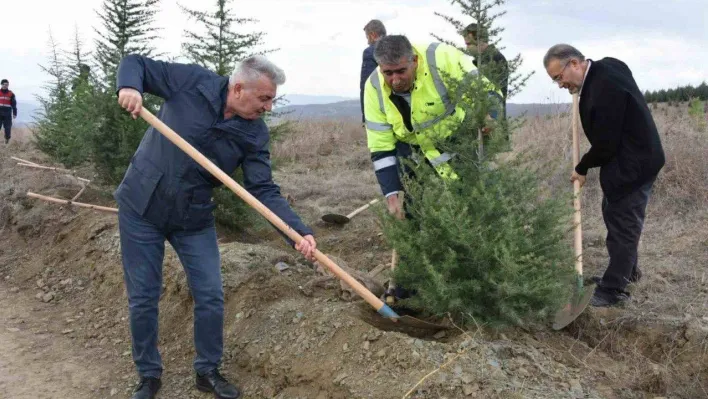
[275,99,570,122]
[280,94,357,106]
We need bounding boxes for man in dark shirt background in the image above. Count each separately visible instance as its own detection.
[360,19,386,124]
[461,23,508,118]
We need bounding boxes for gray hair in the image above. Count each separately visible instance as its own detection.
[229,55,286,87]
[363,19,386,37]
[543,44,585,68]
[373,35,414,65]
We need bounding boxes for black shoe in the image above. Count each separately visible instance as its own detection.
[196,369,241,399]
[587,269,642,287]
[590,288,629,308]
[131,377,161,399]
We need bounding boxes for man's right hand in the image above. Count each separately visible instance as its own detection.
[386,193,405,220]
[117,88,143,119]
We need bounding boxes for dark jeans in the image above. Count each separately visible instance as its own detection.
[119,204,224,378]
[0,112,11,141]
[599,178,656,292]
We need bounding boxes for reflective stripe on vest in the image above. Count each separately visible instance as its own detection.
[373,156,397,171]
[369,72,385,114]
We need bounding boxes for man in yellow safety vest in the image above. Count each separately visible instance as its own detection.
[363,35,502,219]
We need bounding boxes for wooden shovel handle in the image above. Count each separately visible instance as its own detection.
[345,198,380,219]
[571,94,583,275]
[138,108,398,318]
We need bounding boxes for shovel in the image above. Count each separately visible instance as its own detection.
[138,108,443,330]
[553,93,595,330]
[321,198,380,225]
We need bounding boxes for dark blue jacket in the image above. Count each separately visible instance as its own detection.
[360,44,378,123]
[114,55,313,240]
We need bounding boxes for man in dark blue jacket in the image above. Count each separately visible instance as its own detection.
[360,19,386,124]
[544,44,665,308]
[115,54,317,399]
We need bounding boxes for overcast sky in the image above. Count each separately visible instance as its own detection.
[3,0,707,106]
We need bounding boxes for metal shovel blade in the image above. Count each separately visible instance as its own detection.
[552,282,595,330]
[321,213,350,225]
[354,302,449,337]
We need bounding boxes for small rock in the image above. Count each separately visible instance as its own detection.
[36,279,45,288]
[333,373,348,384]
[6,328,20,333]
[110,388,118,396]
[342,343,349,351]
[487,359,500,369]
[462,384,478,396]
[62,329,74,334]
[461,374,473,384]
[363,341,370,351]
[10,287,19,293]
[275,262,290,272]
[376,349,386,358]
[42,292,55,303]
[122,351,131,356]
[569,379,583,398]
[60,278,73,286]
[433,330,446,339]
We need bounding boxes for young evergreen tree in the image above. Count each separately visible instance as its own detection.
[34,31,73,163]
[380,0,575,327]
[91,0,162,183]
[180,0,268,76]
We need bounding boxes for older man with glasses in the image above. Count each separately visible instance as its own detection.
[544,44,665,307]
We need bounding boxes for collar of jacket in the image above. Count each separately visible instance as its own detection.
[197,76,229,118]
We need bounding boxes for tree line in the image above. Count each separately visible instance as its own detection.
[644,82,708,103]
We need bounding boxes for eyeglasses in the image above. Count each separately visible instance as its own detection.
[551,61,570,83]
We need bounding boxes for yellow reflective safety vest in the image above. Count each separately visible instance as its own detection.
[364,42,501,196]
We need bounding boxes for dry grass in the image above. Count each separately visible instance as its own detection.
[271,119,380,221]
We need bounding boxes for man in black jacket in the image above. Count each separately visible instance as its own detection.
[544,44,665,307]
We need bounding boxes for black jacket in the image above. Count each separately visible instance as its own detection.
[577,57,665,200]
[360,44,378,123]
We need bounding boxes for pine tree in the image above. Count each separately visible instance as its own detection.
[94,0,161,81]
[380,0,575,328]
[91,0,162,183]
[34,31,73,163]
[180,0,268,76]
